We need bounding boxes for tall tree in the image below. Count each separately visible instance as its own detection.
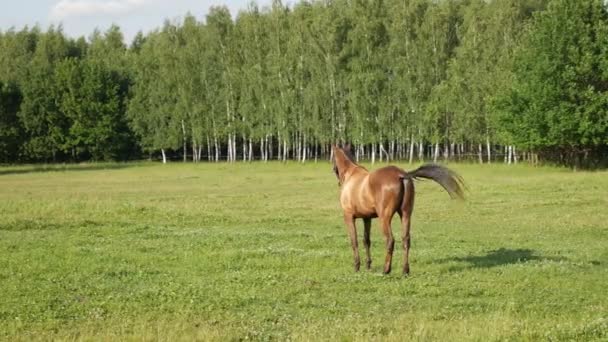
[497,0,608,166]
[18,26,73,161]
[0,81,23,162]
[346,0,390,163]
[127,27,180,163]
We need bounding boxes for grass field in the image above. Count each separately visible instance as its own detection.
[0,161,607,341]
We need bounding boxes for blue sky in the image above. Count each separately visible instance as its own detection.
[0,0,271,44]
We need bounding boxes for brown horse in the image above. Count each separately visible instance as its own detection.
[331,144,465,275]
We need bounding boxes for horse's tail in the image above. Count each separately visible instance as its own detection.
[405,164,465,200]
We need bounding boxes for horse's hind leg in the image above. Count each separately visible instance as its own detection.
[401,178,415,275]
[363,218,372,270]
[401,211,412,275]
[380,214,395,274]
[343,214,361,272]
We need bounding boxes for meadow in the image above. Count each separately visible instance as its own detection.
[0,161,606,341]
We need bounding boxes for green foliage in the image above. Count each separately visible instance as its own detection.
[438,0,537,145]
[497,0,608,156]
[11,26,133,162]
[0,163,607,339]
[0,81,23,162]
[54,58,132,160]
[0,0,606,166]
[13,27,67,160]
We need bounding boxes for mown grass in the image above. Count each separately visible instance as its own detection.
[0,161,606,341]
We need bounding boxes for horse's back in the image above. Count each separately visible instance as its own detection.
[369,165,406,186]
[340,165,407,218]
[368,165,407,214]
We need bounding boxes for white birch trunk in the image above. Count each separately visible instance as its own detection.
[161,149,167,164]
[192,141,197,162]
[232,135,236,162]
[181,120,187,162]
[264,135,269,162]
[302,134,307,163]
[227,135,232,163]
[409,136,415,164]
[486,136,491,164]
[478,143,483,164]
[371,144,376,165]
[296,134,301,162]
[433,143,439,163]
[231,134,235,162]
[380,144,390,162]
[248,138,253,162]
[277,133,282,161]
[260,137,264,162]
[214,136,219,162]
[283,140,287,162]
[207,135,211,161]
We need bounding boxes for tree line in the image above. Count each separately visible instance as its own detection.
[1,0,606,167]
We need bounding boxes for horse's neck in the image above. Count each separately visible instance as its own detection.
[337,154,362,182]
[336,152,353,172]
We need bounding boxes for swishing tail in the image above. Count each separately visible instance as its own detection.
[406,164,466,200]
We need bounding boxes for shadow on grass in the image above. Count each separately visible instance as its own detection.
[0,163,142,176]
[436,248,568,270]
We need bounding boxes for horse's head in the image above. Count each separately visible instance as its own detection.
[331,144,353,186]
[331,145,340,183]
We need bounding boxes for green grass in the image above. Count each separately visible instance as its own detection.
[0,161,607,341]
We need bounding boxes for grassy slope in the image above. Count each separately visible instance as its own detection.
[0,162,606,341]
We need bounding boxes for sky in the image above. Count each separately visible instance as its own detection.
[0,0,271,44]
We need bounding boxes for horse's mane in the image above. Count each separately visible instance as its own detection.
[342,147,356,163]
[337,145,367,171]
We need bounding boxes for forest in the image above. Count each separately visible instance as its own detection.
[0,0,607,167]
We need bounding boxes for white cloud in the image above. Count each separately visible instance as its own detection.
[50,0,153,20]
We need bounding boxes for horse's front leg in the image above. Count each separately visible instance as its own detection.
[343,214,360,272]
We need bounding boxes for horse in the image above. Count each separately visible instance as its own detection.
[331,144,465,275]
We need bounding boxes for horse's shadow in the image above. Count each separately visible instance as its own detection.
[435,248,567,271]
